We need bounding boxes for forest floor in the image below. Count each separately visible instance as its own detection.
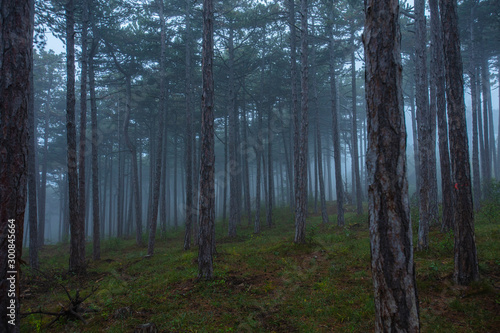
[20,202,500,332]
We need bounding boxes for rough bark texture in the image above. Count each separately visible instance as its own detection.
[351,31,363,215]
[147,0,166,256]
[89,0,100,260]
[198,0,215,280]
[468,3,481,213]
[415,0,430,250]
[0,0,31,330]
[66,0,85,274]
[289,0,299,216]
[430,0,454,231]
[27,0,38,269]
[327,8,344,227]
[363,0,420,331]
[78,0,89,258]
[294,0,308,244]
[184,0,193,250]
[439,0,480,285]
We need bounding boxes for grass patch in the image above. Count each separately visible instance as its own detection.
[20,203,500,332]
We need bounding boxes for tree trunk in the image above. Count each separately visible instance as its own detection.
[228,23,238,237]
[123,76,143,246]
[147,0,166,256]
[241,83,252,226]
[430,0,454,231]
[89,3,100,260]
[468,3,481,213]
[198,0,215,280]
[311,38,328,224]
[415,0,431,250]
[482,57,497,181]
[38,73,51,248]
[0,0,31,329]
[351,30,363,215]
[439,0,480,285]
[78,0,89,258]
[294,0,309,244]
[66,0,85,274]
[27,7,39,269]
[184,0,193,250]
[288,0,300,222]
[327,5,344,226]
[267,107,273,228]
[223,114,228,224]
[363,0,420,330]
[481,63,491,183]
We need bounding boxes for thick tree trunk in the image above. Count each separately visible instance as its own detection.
[198,0,215,280]
[363,0,420,330]
[430,0,454,231]
[288,0,300,221]
[147,0,166,256]
[415,0,431,250]
[78,0,89,258]
[439,0,480,285]
[294,0,309,244]
[0,1,31,329]
[89,5,100,260]
[28,7,38,269]
[327,6,344,226]
[66,0,85,274]
[351,31,363,215]
[184,0,193,250]
[468,3,481,213]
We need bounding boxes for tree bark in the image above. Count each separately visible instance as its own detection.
[415,0,431,250]
[38,72,51,247]
[327,5,344,226]
[430,0,454,231]
[439,0,480,285]
[66,0,85,274]
[27,0,38,269]
[288,0,299,219]
[89,0,100,260]
[351,30,363,215]
[294,0,309,244]
[198,0,215,280]
[184,0,194,250]
[78,0,89,258]
[468,2,481,213]
[0,0,31,328]
[267,106,273,228]
[363,0,420,330]
[228,22,239,237]
[147,0,166,256]
[311,38,328,224]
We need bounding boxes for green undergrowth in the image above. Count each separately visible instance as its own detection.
[21,203,499,332]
